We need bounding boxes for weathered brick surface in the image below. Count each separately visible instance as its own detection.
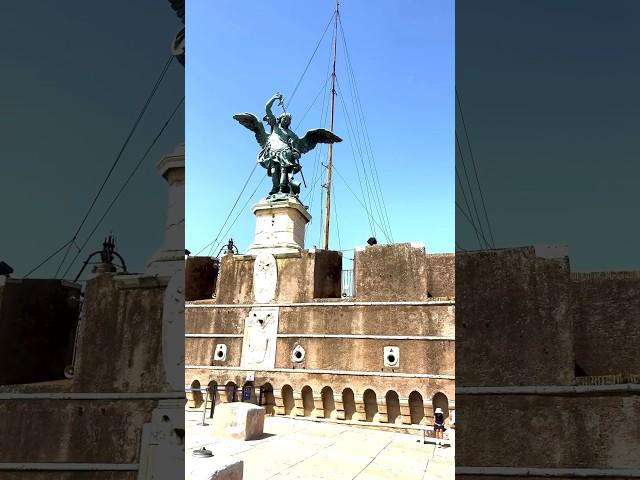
[274,337,454,374]
[456,247,574,387]
[571,272,640,376]
[457,393,640,468]
[185,303,455,373]
[426,253,455,298]
[0,399,154,463]
[214,249,343,304]
[185,256,219,301]
[0,279,80,385]
[354,243,430,301]
[73,274,166,392]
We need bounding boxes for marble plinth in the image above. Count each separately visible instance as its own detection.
[246,197,311,256]
[146,144,185,277]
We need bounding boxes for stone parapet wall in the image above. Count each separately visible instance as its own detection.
[354,243,431,301]
[456,247,574,387]
[456,246,640,474]
[209,244,455,304]
[214,249,342,304]
[0,279,80,385]
[571,272,640,376]
[426,253,455,298]
[73,274,167,392]
[185,256,219,301]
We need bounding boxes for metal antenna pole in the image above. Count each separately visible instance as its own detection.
[323,0,339,251]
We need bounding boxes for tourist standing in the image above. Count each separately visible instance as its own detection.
[434,407,446,446]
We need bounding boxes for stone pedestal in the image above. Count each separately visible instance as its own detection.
[212,403,265,441]
[246,197,311,256]
[146,144,185,276]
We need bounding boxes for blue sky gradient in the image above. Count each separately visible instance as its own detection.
[186,0,454,259]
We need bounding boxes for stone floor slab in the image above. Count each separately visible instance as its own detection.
[187,414,453,480]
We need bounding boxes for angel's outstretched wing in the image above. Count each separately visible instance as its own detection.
[233,113,268,147]
[297,129,343,154]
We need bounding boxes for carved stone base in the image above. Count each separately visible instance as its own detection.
[246,197,311,256]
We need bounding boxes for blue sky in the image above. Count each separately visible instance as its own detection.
[186,0,454,260]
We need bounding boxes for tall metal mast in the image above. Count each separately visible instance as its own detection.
[323,0,339,250]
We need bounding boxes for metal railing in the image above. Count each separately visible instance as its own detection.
[341,269,354,297]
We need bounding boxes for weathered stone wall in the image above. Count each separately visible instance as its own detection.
[278,304,455,337]
[571,271,640,376]
[185,303,455,375]
[274,338,454,373]
[312,249,342,299]
[0,279,80,385]
[186,306,249,334]
[215,249,342,304]
[456,246,640,475]
[189,242,455,434]
[457,392,640,468]
[354,243,429,301]
[426,253,455,298]
[0,396,154,463]
[214,254,255,304]
[456,247,574,387]
[185,256,219,301]
[73,274,167,392]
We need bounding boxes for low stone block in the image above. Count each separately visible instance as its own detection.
[212,403,265,441]
[187,457,243,480]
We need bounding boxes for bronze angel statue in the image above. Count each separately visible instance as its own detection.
[233,92,342,197]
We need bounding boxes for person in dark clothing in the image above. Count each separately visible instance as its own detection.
[434,407,446,446]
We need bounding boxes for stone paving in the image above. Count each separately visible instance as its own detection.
[186,410,454,479]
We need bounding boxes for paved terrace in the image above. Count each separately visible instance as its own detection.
[186,411,454,479]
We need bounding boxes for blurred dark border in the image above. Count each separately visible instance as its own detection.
[0,2,185,478]
[456,0,640,476]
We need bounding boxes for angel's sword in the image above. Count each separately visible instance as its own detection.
[278,95,287,113]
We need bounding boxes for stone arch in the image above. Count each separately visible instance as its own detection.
[321,386,336,419]
[409,391,425,424]
[342,388,356,420]
[385,390,401,424]
[282,384,295,415]
[190,379,203,408]
[432,392,449,420]
[261,382,275,415]
[363,389,379,422]
[224,381,237,403]
[301,385,315,417]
